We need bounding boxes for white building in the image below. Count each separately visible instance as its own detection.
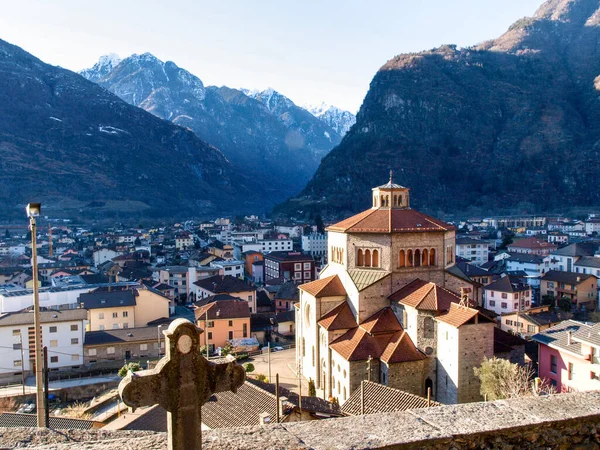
[301,233,328,260]
[505,253,552,288]
[455,238,489,265]
[209,260,244,279]
[0,309,87,378]
[258,239,293,253]
[93,248,121,267]
[275,226,303,238]
[483,275,532,316]
[551,243,600,272]
[585,219,600,236]
[175,233,194,250]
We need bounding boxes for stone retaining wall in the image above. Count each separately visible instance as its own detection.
[1,391,599,449]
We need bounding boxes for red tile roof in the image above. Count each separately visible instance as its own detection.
[508,237,557,251]
[389,279,459,312]
[435,303,481,328]
[360,308,402,335]
[299,274,347,297]
[327,208,454,234]
[380,330,427,364]
[318,301,357,331]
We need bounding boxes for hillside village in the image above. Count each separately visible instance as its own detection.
[0,179,599,431]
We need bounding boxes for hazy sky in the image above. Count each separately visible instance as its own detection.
[1,0,542,112]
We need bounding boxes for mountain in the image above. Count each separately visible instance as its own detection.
[305,102,356,136]
[0,39,256,220]
[79,53,121,82]
[276,0,600,219]
[80,56,343,204]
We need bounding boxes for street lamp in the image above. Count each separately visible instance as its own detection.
[26,203,44,427]
[157,325,163,357]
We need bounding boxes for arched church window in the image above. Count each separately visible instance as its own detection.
[398,250,405,268]
[430,248,436,266]
[422,249,429,266]
[407,249,413,267]
[365,249,371,267]
[393,195,398,206]
[414,249,421,267]
[399,195,403,206]
[372,249,379,267]
[357,249,364,266]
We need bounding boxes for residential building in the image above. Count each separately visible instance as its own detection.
[585,219,600,236]
[540,271,598,310]
[302,233,328,260]
[194,294,250,351]
[274,281,299,312]
[79,290,137,331]
[0,309,86,379]
[499,306,568,337]
[264,252,315,284]
[485,216,546,229]
[455,238,489,265]
[483,275,532,316]
[258,239,293,253]
[551,242,600,272]
[548,233,569,245]
[192,275,257,313]
[209,259,244,279]
[454,261,492,286]
[507,237,557,256]
[93,248,121,267]
[505,252,552,287]
[84,326,164,362]
[158,266,189,300]
[573,256,600,278]
[532,320,600,392]
[297,180,487,406]
[175,232,193,250]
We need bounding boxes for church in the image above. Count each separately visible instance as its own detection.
[296,177,495,405]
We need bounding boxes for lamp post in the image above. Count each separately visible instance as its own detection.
[26,203,44,427]
[157,325,163,358]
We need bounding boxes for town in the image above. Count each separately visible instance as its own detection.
[0,179,598,437]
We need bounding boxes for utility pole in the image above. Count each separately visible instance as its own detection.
[267,342,271,382]
[27,203,45,427]
[43,347,49,428]
[366,355,372,382]
[205,311,209,358]
[275,373,280,423]
[47,225,52,258]
[297,360,302,413]
[157,325,163,358]
[19,332,25,395]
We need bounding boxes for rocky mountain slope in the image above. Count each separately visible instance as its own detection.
[81,56,343,203]
[305,102,356,136]
[277,0,600,219]
[0,39,256,219]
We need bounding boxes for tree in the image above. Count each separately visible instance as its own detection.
[134,236,141,246]
[314,215,325,234]
[474,357,554,401]
[256,373,269,383]
[118,362,142,378]
[243,363,255,373]
[500,234,514,249]
[558,297,572,312]
[221,342,233,357]
[4,229,9,239]
[308,378,316,397]
[541,295,556,307]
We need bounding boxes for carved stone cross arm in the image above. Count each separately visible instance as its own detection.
[119,318,245,450]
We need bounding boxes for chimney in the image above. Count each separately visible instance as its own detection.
[279,396,288,417]
[259,412,271,425]
[567,330,572,346]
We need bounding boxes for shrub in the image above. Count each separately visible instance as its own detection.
[255,373,269,383]
[308,378,316,397]
[243,363,255,373]
[118,362,142,378]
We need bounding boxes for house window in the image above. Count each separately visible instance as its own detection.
[113,324,119,329]
[550,355,557,374]
[491,291,494,297]
[304,263,311,270]
[228,320,233,327]
[208,332,213,340]
[99,325,105,331]
[243,323,248,338]
[70,324,78,331]
[501,302,507,309]
[99,313,104,320]
[50,340,58,347]
[71,338,79,345]
[501,293,507,299]
[514,303,518,309]
[123,311,128,318]
[304,271,311,279]
[13,360,21,367]
[489,300,496,307]
[88,348,97,356]
[527,325,536,333]
[71,354,79,361]
[505,319,513,326]
[112,312,118,318]
[12,330,20,336]
[49,326,57,333]
[294,272,302,280]
[568,362,574,380]
[295,263,301,271]
[228,331,233,340]
[207,321,214,328]
[140,343,147,351]
[107,347,115,355]
[50,356,58,363]
[12,343,21,350]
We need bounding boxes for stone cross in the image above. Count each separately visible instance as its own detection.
[119,318,245,450]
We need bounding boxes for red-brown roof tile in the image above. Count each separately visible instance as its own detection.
[318,301,357,331]
[380,330,427,364]
[299,274,347,297]
[389,279,459,312]
[435,303,481,328]
[360,307,402,334]
[327,208,454,234]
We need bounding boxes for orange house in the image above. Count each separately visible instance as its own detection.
[194,294,251,352]
[243,251,264,277]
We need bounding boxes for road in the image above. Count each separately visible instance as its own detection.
[247,349,308,395]
[0,375,120,398]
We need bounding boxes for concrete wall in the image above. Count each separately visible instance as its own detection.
[134,289,170,327]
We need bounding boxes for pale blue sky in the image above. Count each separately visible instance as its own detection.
[1,0,542,112]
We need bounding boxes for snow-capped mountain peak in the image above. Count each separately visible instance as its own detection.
[304,102,356,136]
[80,53,122,82]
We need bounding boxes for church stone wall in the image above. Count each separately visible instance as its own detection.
[457,322,495,404]
[385,358,429,397]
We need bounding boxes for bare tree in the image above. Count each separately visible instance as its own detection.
[474,357,556,401]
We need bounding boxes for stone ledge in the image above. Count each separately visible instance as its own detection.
[0,391,599,449]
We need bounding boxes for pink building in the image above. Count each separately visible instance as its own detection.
[532,320,600,392]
